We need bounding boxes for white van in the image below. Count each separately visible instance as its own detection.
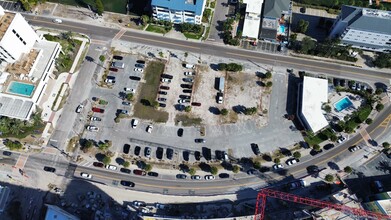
[185,63,195,69]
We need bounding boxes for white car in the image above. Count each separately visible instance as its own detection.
[133,201,146,207]
[273,164,284,170]
[76,104,84,113]
[204,175,215,180]
[52,18,62,23]
[146,125,153,133]
[80,172,92,179]
[124,87,135,93]
[105,165,117,170]
[134,68,144,72]
[161,78,171,83]
[287,159,299,166]
[155,203,166,209]
[184,71,195,76]
[178,99,190,104]
[131,119,138,128]
[90,116,101,121]
[86,125,99,132]
[337,136,347,143]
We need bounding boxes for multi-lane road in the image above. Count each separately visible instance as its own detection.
[13,14,391,195]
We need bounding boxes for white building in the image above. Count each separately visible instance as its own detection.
[0,6,61,120]
[0,6,40,63]
[242,0,263,40]
[151,0,206,24]
[298,76,329,133]
[329,5,391,52]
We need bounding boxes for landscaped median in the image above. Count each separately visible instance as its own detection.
[133,61,169,123]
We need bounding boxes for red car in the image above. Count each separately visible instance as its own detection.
[92,107,105,113]
[133,169,146,176]
[191,102,201,106]
[93,162,104,167]
[109,68,118,72]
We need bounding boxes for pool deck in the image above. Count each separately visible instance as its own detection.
[328,92,363,120]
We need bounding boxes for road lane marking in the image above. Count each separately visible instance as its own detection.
[113,28,127,40]
[91,39,107,45]
[30,19,88,31]
[225,52,388,80]
[121,34,201,50]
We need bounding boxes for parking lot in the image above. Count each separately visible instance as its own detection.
[0,1,26,13]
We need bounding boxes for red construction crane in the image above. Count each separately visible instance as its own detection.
[254,188,391,220]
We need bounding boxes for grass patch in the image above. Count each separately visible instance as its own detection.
[183,26,205,40]
[210,0,216,8]
[304,132,328,146]
[51,83,65,110]
[175,114,202,126]
[202,26,211,41]
[146,24,167,34]
[133,61,168,122]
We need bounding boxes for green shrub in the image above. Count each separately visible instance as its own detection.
[102,156,111,165]
[232,165,240,173]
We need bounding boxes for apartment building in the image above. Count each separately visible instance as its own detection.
[329,5,391,52]
[259,0,291,42]
[151,0,206,24]
[242,0,264,40]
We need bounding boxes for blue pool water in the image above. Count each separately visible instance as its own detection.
[280,25,285,33]
[334,97,353,112]
[7,81,35,97]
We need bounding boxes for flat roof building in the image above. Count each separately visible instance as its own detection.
[298,76,329,133]
[45,204,79,220]
[242,0,263,40]
[329,5,391,52]
[151,0,206,24]
[362,191,391,215]
[260,0,291,42]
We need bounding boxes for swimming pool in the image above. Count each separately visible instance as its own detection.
[334,96,353,112]
[7,81,35,97]
[280,25,285,33]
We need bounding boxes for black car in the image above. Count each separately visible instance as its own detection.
[120,180,135,187]
[259,167,271,173]
[159,103,166,108]
[340,79,346,87]
[306,165,320,174]
[93,162,104,167]
[333,78,340,87]
[177,128,184,137]
[43,166,56,173]
[160,86,170,90]
[215,150,223,160]
[161,74,173,79]
[145,147,151,158]
[123,144,130,154]
[179,95,191,99]
[194,151,201,161]
[166,148,174,160]
[134,146,141,156]
[120,168,131,174]
[156,147,164,160]
[195,138,206,143]
[219,173,230,179]
[2,151,12,156]
[113,55,123,60]
[136,60,145,64]
[310,149,323,156]
[129,76,141,81]
[158,98,167,102]
[324,144,335,150]
[158,91,167,95]
[176,174,187,179]
[107,75,115,80]
[183,151,190,161]
[183,89,192,93]
[251,143,261,155]
[181,84,193,89]
[135,63,145,68]
[202,147,212,161]
[148,172,159,177]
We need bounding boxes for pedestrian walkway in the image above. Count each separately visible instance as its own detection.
[14,154,29,169]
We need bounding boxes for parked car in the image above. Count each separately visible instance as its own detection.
[183,78,193,83]
[273,164,284,170]
[134,68,144,72]
[146,125,153,133]
[191,175,201,180]
[306,165,320,174]
[86,125,99,132]
[113,55,123,60]
[337,136,347,143]
[156,147,164,160]
[205,175,215,180]
[122,101,131,106]
[178,99,190,103]
[129,76,141,81]
[158,98,166,102]
[310,149,323,156]
[159,103,166,108]
[120,180,135,187]
[181,84,193,89]
[123,144,130,154]
[161,78,172,83]
[177,128,184,137]
[118,109,128,115]
[133,201,146,207]
[90,116,101,121]
[76,104,84,113]
[133,169,146,176]
[194,151,201,160]
[43,166,56,173]
[105,79,116,84]
[195,138,206,143]
[136,60,146,64]
[105,165,117,170]
[166,148,174,160]
[107,76,115,80]
[52,18,62,23]
[247,169,257,175]
[81,173,92,179]
[135,63,145,68]
[182,151,189,161]
[145,147,151,158]
[288,180,308,190]
[148,172,159,177]
[217,92,223,104]
[161,74,173,79]
[160,85,170,90]
[191,102,201,106]
[183,89,192,93]
[286,159,299,166]
[349,145,362,152]
[179,95,191,99]
[158,91,168,95]
[93,162,104,167]
[219,173,230,179]
[92,107,105,113]
[124,87,135,93]
[120,168,131,174]
[184,71,195,76]
[324,144,335,150]
[134,146,141,156]
[131,119,139,128]
[109,67,118,72]
[2,151,11,156]
[251,143,261,155]
[176,174,187,179]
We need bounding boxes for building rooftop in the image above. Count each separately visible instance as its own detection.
[340,5,391,35]
[263,0,290,19]
[151,0,205,15]
[0,12,14,41]
[6,49,39,75]
[242,0,263,39]
[301,76,329,133]
[0,96,33,119]
[45,204,79,220]
[260,28,277,40]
